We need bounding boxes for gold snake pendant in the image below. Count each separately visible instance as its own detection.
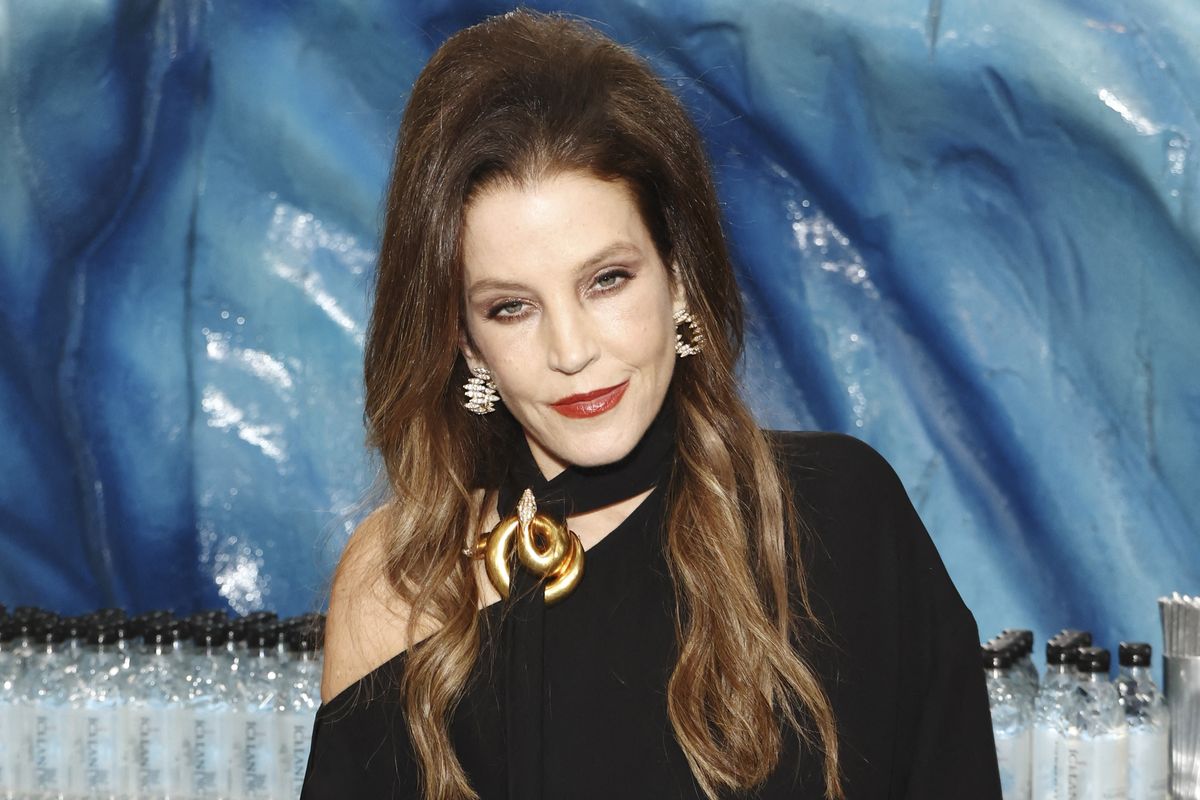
[464,488,585,606]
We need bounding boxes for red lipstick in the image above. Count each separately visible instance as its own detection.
[550,380,629,419]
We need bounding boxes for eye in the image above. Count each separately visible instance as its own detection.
[486,299,528,320]
[593,268,632,292]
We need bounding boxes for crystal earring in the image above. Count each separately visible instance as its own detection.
[673,309,704,358]
[464,366,499,415]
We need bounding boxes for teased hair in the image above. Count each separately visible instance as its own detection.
[362,10,842,799]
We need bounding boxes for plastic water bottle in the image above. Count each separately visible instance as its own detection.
[1004,630,1041,700]
[1056,646,1128,800]
[0,615,21,800]
[277,623,322,798]
[1032,633,1089,800]
[989,630,1038,711]
[124,620,189,798]
[1116,642,1169,800]
[985,643,1032,800]
[69,621,129,800]
[17,618,71,799]
[186,623,236,799]
[234,624,283,799]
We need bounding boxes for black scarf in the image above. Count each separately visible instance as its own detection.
[496,397,676,799]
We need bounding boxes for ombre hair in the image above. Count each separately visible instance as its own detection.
[362,10,842,799]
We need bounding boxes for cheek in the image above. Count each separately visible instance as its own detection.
[630,286,676,355]
[474,328,539,396]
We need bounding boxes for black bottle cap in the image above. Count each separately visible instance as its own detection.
[1001,630,1034,657]
[107,619,133,641]
[982,644,1014,670]
[189,610,230,628]
[1076,646,1111,674]
[61,616,89,640]
[1046,639,1081,665]
[246,623,280,650]
[193,623,233,649]
[166,617,193,642]
[87,622,114,646]
[40,622,68,645]
[1119,642,1152,667]
[16,616,42,639]
[128,610,174,639]
[142,621,177,647]
[1055,629,1092,647]
[286,625,321,653]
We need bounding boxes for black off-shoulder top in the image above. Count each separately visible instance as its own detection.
[300,428,1002,799]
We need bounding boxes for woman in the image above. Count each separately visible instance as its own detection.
[303,9,1001,800]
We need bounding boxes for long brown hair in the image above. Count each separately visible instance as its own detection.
[363,10,841,799]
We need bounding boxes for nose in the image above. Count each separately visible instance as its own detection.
[543,304,599,375]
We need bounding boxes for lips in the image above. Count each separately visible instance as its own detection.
[550,380,629,419]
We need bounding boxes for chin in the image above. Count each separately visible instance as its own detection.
[545,419,645,469]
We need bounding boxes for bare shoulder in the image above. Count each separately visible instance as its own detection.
[321,504,421,703]
[321,490,498,704]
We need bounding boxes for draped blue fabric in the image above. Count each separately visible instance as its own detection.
[1,1,1196,663]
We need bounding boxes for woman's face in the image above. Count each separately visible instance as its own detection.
[460,170,683,479]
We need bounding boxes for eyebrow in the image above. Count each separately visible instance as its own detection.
[466,241,644,297]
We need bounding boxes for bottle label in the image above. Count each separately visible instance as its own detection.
[74,706,122,793]
[1032,722,1059,800]
[1056,733,1128,800]
[0,702,26,793]
[1091,733,1128,800]
[191,708,231,796]
[277,711,317,797]
[1127,726,1169,800]
[127,704,186,793]
[0,705,18,791]
[131,706,167,790]
[31,705,69,793]
[994,725,1032,800]
[240,713,277,797]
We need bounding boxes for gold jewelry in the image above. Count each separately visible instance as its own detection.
[463,489,584,605]
[673,308,704,357]
[463,366,499,414]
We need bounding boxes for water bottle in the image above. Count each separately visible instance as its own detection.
[69,621,129,800]
[1004,630,1041,700]
[186,623,236,799]
[1057,646,1128,800]
[986,643,1033,800]
[10,608,45,661]
[1116,642,1169,800]
[124,620,189,798]
[277,623,323,798]
[234,623,283,799]
[17,617,71,799]
[1032,633,1090,800]
[990,630,1038,711]
[0,615,20,800]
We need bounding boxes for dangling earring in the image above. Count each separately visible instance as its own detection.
[673,309,704,357]
[463,366,499,415]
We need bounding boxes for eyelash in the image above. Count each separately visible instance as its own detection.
[485,268,633,321]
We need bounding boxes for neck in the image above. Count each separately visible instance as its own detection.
[500,397,675,521]
[525,431,568,481]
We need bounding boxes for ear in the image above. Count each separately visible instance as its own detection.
[459,332,485,374]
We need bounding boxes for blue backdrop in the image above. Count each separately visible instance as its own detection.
[1,0,1197,665]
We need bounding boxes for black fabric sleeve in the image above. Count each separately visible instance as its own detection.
[877,448,1003,799]
[769,430,1003,799]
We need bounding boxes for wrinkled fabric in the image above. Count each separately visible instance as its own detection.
[0,1,1196,666]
